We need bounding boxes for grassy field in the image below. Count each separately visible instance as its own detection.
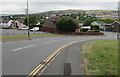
[82,40,118,75]
[0,33,58,39]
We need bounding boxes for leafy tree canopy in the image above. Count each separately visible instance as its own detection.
[56,17,78,32]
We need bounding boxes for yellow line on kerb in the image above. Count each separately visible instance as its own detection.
[27,41,78,77]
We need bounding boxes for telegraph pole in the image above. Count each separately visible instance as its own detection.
[27,0,31,40]
[117,2,120,39]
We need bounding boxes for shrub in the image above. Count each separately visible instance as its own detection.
[56,17,78,32]
[88,30,100,32]
[80,28,88,32]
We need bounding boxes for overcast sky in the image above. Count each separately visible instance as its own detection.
[0,0,119,15]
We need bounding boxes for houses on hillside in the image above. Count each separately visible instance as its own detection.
[91,21,120,32]
[41,16,119,33]
[0,19,26,29]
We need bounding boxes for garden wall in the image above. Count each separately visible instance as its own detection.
[40,28,104,35]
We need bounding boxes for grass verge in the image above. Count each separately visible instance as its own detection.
[1,33,58,39]
[82,40,118,75]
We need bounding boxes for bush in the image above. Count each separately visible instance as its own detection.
[56,17,78,32]
[80,28,88,32]
[94,30,100,32]
[88,30,100,32]
[90,25,99,30]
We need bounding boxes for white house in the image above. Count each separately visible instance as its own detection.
[0,20,14,28]
[0,19,26,29]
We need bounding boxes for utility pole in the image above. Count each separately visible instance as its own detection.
[117,2,120,40]
[27,0,31,40]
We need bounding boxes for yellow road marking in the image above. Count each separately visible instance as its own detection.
[27,41,79,77]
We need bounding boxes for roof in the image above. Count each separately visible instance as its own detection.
[17,19,24,23]
[0,19,10,23]
[43,16,80,29]
[43,16,59,29]
[112,21,120,24]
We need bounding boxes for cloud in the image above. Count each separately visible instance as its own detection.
[0,2,118,14]
[0,0,119,2]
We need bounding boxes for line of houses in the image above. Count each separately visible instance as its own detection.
[91,21,120,32]
[0,16,119,33]
[42,16,120,33]
[0,19,27,29]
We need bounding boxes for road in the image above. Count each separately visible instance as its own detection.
[2,32,117,75]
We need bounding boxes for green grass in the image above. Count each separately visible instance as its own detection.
[1,33,58,39]
[82,40,118,75]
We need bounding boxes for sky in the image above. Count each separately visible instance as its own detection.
[0,0,120,15]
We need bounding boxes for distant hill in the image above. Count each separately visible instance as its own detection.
[1,9,118,18]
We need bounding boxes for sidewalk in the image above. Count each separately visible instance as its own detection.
[42,42,86,75]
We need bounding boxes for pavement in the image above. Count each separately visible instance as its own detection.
[42,41,88,75]
[2,32,117,76]
[1,29,47,36]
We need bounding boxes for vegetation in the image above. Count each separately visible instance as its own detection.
[80,28,88,32]
[56,17,78,32]
[82,40,118,75]
[24,14,45,26]
[88,30,100,32]
[90,25,100,30]
[97,18,115,24]
[77,12,98,26]
[1,34,58,40]
[24,14,38,26]
[83,18,93,26]
[70,14,77,19]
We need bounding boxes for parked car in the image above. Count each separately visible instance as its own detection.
[30,27,39,31]
[18,26,29,30]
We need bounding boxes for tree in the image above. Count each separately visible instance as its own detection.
[56,17,78,32]
[83,18,92,26]
[24,14,38,26]
[39,19,45,25]
[70,14,77,19]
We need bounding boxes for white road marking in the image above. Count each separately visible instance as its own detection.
[12,45,35,51]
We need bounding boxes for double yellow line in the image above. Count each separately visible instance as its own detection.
[27,41,78,77]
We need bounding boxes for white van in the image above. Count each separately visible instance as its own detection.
[30,27,39,31]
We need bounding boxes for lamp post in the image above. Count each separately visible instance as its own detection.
[27,0,31,40]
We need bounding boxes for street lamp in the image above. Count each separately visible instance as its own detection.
[26,0,31,40]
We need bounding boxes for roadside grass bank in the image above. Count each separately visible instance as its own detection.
[1,33,58,40]
[81,40,118,75]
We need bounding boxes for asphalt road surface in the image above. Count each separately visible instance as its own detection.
[2,32,117,75]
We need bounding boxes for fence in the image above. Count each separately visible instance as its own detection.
[2,31,48,36]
